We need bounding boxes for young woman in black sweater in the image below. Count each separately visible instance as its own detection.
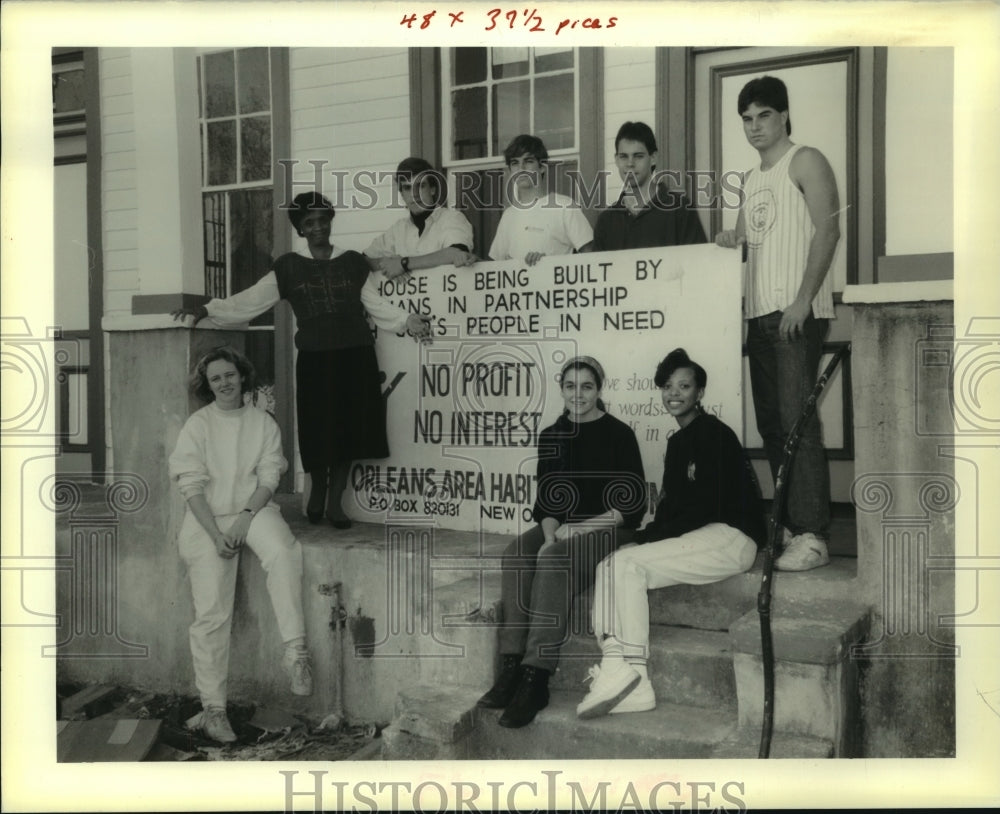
[576,348,766,719]
[477,356,646,728]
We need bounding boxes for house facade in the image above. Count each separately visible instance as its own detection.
[49,44,960,761]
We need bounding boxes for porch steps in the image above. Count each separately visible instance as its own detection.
[382,684,834,761]
[383,553,867,760]
[550,628,737,712]
[648,554,859,630]
[278,497,868,759]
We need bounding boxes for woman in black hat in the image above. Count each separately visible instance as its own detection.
[174,192,432,528]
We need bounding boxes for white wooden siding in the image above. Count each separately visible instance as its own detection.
[289,48,411,253]
[99,48,138,319]
[603,48,656,203]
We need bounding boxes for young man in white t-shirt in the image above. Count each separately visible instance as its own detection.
[488,134,593,266]
[715,75,841,572]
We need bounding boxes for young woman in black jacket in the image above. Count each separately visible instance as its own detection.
[576,348,766,719]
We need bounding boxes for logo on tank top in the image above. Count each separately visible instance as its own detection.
[744,188,777,248]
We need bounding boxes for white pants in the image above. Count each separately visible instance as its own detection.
[591,523,757,660]
[179,505,305,708]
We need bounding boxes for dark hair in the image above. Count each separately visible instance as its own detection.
[503,134,549,166]
[653,348,707,390]
[395,156,445,206]
[737,75,792,136]
[614,121,658,155]
[190,346,256,405]
[559,358,607,416]
[288,192,335,234]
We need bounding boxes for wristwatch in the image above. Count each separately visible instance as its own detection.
[401,256,411,273]
[241,508,256,517]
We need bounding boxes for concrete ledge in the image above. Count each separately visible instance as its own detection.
[729,599,871,664]
[647,554,858,631]
[101,314,240,331]
[842,280,953,304]
[392,684,480,742]
[730,600,869,755]
[382,685,481,760]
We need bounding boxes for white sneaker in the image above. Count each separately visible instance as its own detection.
[283,647,314,696]
[609,676,656,714]
[576,661,641,719]
[187,706,237,743]
[775,532,830,571]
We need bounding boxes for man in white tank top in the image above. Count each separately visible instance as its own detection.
[715,75,841,571]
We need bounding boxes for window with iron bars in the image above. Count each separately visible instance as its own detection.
[197,47,277,408]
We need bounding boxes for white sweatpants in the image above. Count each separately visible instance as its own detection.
[179,505,305,709]
[591,523,757,660]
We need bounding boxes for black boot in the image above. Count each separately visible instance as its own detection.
[326,461,352,528]
[306,469,328,524]
[477,654,522,709]
[498,665,550,728]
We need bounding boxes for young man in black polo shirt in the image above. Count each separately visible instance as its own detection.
[592,121,706,251]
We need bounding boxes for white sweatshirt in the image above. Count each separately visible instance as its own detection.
[169,402,287,516]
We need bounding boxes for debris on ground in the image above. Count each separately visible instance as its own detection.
[56,683,382,762]
[57,717,162,762]
[249,706,306,735]
[318,712,344,731]
[59,684,125,720]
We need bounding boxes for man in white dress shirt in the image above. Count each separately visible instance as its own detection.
[365,156,476,280]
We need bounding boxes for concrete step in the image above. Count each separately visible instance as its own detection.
[729,597,870,756]
[419,542,859,637]
[382,685,481,760]
[382,683,736,760]
[383,682,836,760]
[280,494,859,635]
[709,726,834,759]
[420,548,857,636]
[647,554,858,630]
[551,627,737,712]
[473,689,737,760]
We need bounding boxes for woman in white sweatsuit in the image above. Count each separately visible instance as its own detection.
[169,346,311,744]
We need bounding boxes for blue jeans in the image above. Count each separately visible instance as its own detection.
[746,310,831,538]
[498,523,633,673]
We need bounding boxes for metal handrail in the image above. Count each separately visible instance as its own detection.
[758,342,851,758]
